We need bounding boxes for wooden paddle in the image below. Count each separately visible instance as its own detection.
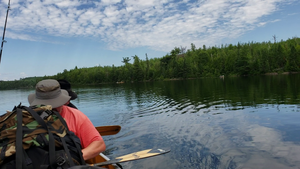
[92,148,170,166]
[96,125,121,136]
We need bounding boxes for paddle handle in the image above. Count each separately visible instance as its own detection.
[96,125,121,136]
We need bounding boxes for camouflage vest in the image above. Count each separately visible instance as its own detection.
[0,104,85,169]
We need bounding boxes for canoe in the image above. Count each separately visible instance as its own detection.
[85,153,121,169]
[85,125,122,168]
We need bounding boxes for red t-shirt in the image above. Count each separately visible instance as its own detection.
[60,105,103,148]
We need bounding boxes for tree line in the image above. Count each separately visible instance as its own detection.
[0,36,300,90]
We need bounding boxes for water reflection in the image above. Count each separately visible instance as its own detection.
[93,75,300,168]
[1,75,300,168]
[123,106,300,169]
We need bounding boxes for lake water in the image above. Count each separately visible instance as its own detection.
[1,74,300,169]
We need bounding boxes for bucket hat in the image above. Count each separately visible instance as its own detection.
[57,79,77,100]
[28,79,71,108]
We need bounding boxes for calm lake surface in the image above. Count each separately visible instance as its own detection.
[1,74,300,169]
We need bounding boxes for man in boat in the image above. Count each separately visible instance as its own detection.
[28,79,106,160]
[58,79,78,109]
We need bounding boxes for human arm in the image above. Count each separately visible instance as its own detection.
[78,118,106,160]
[82,140,106,160]
[60,106,106,160]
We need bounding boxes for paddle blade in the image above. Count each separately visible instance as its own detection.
[96,125,121,136]
[94,148,170,166]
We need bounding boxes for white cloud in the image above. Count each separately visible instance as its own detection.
[98,0,122,6]
[0,0,295,52]
[0,72,23,81]
[20,72,27,78]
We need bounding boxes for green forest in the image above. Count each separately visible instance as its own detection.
[1,37,300,90]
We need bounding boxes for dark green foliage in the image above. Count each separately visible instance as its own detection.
[132,55,143,82]
[1,37,300,89]
[122,57,131,64]
[0,77,43,90]
[286,45,299,71]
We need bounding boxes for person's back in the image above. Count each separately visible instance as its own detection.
[28,79,106,160]
[0,104,86,168]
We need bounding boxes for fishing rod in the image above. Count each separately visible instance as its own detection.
[0,0,11,64]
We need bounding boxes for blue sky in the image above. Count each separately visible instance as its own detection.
[0,0,299,81]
